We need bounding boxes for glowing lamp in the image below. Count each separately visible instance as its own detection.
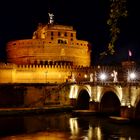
[84,74,87,78]
[99,73,107,81]
[129,72,136,80]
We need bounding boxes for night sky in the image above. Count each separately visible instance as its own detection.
[0,0,139,65]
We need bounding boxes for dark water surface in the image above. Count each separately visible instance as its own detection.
[0,113,140,140]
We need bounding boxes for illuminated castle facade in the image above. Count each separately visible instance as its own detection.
[0,14,91,84]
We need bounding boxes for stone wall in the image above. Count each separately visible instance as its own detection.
[0,63,90,84]
[6,39,90,66]
[0,84,71,108]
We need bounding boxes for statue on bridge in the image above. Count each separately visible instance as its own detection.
[72,73,76,82]
[111,70,118,82]
[94,71,97,82]
[90,73,93,82]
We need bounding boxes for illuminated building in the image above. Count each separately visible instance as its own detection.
[0,13,91,84]
[0,13,92,107]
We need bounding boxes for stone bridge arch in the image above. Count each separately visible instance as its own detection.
[99,86,122,103]
[99,87,121,115]
[76,85,91,109]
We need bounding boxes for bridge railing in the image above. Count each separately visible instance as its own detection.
[68,81,140,87]
[67,64,140,86]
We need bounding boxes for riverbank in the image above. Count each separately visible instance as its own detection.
[72,110,99,116]
[109,116,130,124]
[0,105,73,116]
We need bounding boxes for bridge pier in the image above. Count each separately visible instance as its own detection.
[89,101,99,112]
[70,98,77,107]
[120,106,134,119]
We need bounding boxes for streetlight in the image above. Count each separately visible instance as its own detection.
[84,74,87,78]
[99,72,107,83]
[127,71,137,108]
[129,72,136,80]
[127,71,136,82]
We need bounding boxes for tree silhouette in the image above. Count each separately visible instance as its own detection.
[100,0,128,58]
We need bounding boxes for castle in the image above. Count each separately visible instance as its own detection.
[0,14,94,107]
[0,14,91,84]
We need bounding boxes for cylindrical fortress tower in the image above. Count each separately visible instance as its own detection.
[6,21,91,67]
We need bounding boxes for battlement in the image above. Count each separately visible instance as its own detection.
[0,63,121,71]
[0,63,16,69]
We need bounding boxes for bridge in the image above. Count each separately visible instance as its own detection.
[69,78,140,120]
[66,61,140,120]
[0,61,140,120]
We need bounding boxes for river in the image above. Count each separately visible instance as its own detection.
[0,113,140,140]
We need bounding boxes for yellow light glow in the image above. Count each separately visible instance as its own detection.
[69,85,78,98]
[96,127,102,140]
[84,74,87,78]
[69,118,79,136]
[87,125,93,139]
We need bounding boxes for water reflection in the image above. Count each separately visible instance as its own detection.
[69,117,103,140]
[69,118,79,139]
[0,113,140,139]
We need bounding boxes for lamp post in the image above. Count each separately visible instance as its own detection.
[127,71,136,108]
[99,72,107,84]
